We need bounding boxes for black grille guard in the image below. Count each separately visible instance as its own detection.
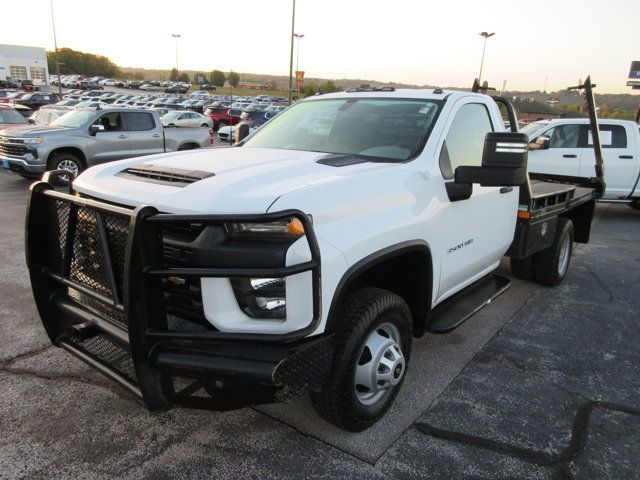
[25,177,330,411]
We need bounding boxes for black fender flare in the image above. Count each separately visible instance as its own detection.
[324,240,432,334]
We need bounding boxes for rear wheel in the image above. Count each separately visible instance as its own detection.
[533,218,574,286]
[200,123,208,127]
[310,287,412,432]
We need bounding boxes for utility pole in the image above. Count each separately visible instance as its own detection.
[478,32,495,84]
[171,33,182,74]
[288,0,296,104]
[294,33,304,97]
[50,0,62,96]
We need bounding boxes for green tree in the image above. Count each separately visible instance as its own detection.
[319,80,341,93]
[210,70,226,87]
[178,73,190,83]
[169,68,179,81]
[47,48,120,76]
[228,71,240,87]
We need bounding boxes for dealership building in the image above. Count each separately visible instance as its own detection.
[0,44,49,85]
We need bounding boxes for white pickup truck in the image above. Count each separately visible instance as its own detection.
[25,84,602,432]
[524,118,640,208]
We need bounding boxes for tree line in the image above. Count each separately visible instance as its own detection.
[47,48,121,77]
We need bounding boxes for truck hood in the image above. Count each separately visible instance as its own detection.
[0,124,72,137]
[73,147,394,214]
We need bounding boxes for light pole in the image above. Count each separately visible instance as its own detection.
[288,0,296,104]
[50,0,62,96]
[294,33,304,96]
[477,31,495,85]
[171,33,182,75]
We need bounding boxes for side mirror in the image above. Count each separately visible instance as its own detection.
[455,132,529,187]
[89,124,105,135]
[530,134,550,150]
[28,118,36,124]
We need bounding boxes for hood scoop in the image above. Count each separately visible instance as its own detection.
[116,163,215,187]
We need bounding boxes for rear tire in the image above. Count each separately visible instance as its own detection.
[200,123,208,127]
[533,218,574,286]
[310,287,412,432]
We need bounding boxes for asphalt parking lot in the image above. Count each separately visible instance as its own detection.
[1,167,639,479]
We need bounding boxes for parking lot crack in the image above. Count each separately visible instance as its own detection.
[0,344,52,369]
[584,265,613,302]
[415,400,640,480]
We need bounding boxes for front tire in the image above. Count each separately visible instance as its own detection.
[311,287,412,432]
[47,152,83,185]
[534,218,574,286]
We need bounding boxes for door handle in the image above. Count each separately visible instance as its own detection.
[499,187,513,194]
[619,155,633,159]
[152,133,161,138]
[562,154,577,158]
[118,134,127,139]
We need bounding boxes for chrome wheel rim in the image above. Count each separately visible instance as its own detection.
[558,232,571,275]
[354,322,405,406]
[57,159,79,178]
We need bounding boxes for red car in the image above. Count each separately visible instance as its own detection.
[204,106,242,130]
[0,91,29,104]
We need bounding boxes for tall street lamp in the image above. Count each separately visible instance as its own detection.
[50,0,62,96]
[171,33,182,74]
[294,33,304,96]
[477,31,495,85]
[288,0,296,104]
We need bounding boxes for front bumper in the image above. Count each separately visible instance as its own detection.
[26,178,330,411]
[1,155,45,175]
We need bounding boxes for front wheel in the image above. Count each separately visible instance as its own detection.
[47,152,83,185]
[310,287,412,432]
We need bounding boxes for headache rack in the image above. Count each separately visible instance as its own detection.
[26,178,331,411]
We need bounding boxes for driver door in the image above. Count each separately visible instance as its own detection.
[86,112,131,165]
[434,100,518,302]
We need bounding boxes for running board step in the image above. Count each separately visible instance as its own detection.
[427,274,511,334]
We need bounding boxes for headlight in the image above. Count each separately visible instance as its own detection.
[23,137,44,144]
[230,277,286,319]
[225,218,305,240]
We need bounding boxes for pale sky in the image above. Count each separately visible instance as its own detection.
[1,0,638,94]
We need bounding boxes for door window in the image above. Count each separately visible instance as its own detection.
[124,112,155,131]
[583,125,627,148]
[94,112,122,131]
[545,124,580,148]
[439,103,494,179]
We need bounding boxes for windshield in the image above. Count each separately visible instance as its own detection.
[50,110,96,128]
[520,122,548,138]
[244,98,442,161]
[0,109,28,124]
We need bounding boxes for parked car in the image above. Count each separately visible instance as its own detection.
[140,84,159,92]
[161,110,213,128]
[20,80,40,92]
[44,99,80,110]
[0,91,29,104]
[99,79,117,86]
[11,93,60,110]
[0,104,29,130]
[199,84,216,91]
[524,118,640,207]
[29,109,65,125]
[79,81,104,91]
[204,106,242,129]
[1,108,211,179]
[165,85,188,94]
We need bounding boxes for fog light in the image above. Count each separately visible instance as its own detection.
[230,277,286,319]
